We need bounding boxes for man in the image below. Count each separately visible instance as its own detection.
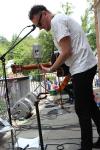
[29,5,100,150]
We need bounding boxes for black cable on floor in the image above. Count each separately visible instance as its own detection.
[45,142,80,150]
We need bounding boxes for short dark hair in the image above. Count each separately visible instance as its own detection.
[29,5,47,20]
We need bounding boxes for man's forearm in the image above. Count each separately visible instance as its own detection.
[50,52,69,72]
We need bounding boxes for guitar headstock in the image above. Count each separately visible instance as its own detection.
[11,64,23,73]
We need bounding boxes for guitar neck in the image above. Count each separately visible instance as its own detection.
[11,63,52,73]
[22,63,52,70]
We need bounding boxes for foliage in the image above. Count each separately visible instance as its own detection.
[81,9,89,33]
[87,32,96,50]
[81,0,96,51]
[0,34,38,76]
[0,36,11,77]
[0,100,6,114]
[31,70,43,81]
[38,30,55,63]
[62,2,74,15]
[0,36,10,55]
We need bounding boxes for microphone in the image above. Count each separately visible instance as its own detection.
[27,24,36,29]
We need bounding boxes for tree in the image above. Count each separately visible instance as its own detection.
[38,30,55,63]
[62,2,74,15]
[0,36,10,77]
[81,0,96,51]
[13,35,37,65]
[81,9,89,33]
[0,36,10,55]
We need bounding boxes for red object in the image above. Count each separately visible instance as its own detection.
[57,75,71,92]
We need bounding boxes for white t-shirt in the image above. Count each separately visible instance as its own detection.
[51,14,97,75]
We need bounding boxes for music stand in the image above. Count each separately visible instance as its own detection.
[32,45,47,93]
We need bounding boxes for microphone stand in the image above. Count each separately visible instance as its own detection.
[0,26,36,150]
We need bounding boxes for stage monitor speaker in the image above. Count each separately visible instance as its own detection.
[11,92,37,120]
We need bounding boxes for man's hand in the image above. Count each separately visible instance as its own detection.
[40,64,52,73]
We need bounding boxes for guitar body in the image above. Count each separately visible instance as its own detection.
[51,51,70,77]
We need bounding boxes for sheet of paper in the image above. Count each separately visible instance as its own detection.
[0,126,13,133]
[0,118,13,133]
[15,137,39,149]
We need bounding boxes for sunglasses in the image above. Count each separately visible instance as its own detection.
[36,13,42,28]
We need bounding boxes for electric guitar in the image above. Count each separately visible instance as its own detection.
[11,63,52,74]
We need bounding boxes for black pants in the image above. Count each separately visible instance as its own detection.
[64,83,75,103]
[72,65,100,150]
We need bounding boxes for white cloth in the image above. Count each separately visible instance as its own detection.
[51,14,97,75]
[15,137,39,149]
